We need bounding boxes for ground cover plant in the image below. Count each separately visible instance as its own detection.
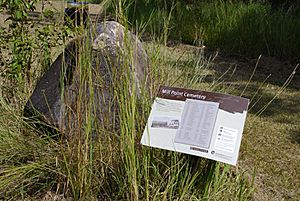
[0,0,299,200]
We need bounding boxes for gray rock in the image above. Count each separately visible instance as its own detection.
[24,21,149,133]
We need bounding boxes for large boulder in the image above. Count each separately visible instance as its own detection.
[24,21,149,132]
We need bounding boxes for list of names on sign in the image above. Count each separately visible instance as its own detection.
[174,99,219,149]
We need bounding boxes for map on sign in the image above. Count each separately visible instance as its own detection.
[140,86,249,166]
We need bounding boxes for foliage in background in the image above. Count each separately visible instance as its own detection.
[0,0,37,83]
[118,0,300,60]
[0,0,68,105]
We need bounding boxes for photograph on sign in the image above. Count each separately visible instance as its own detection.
[151,116,180,129]
[140,86,249,165]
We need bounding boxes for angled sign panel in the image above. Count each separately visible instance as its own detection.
[141,86,249,165]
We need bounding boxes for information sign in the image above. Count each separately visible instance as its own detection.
[140,86,249,165]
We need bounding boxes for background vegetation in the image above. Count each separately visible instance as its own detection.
[122,0,300,60]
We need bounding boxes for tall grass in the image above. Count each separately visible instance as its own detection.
[0,2,259,200]
[186,1,300,60]
[0,98,61,199]
[123,0,300,60]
